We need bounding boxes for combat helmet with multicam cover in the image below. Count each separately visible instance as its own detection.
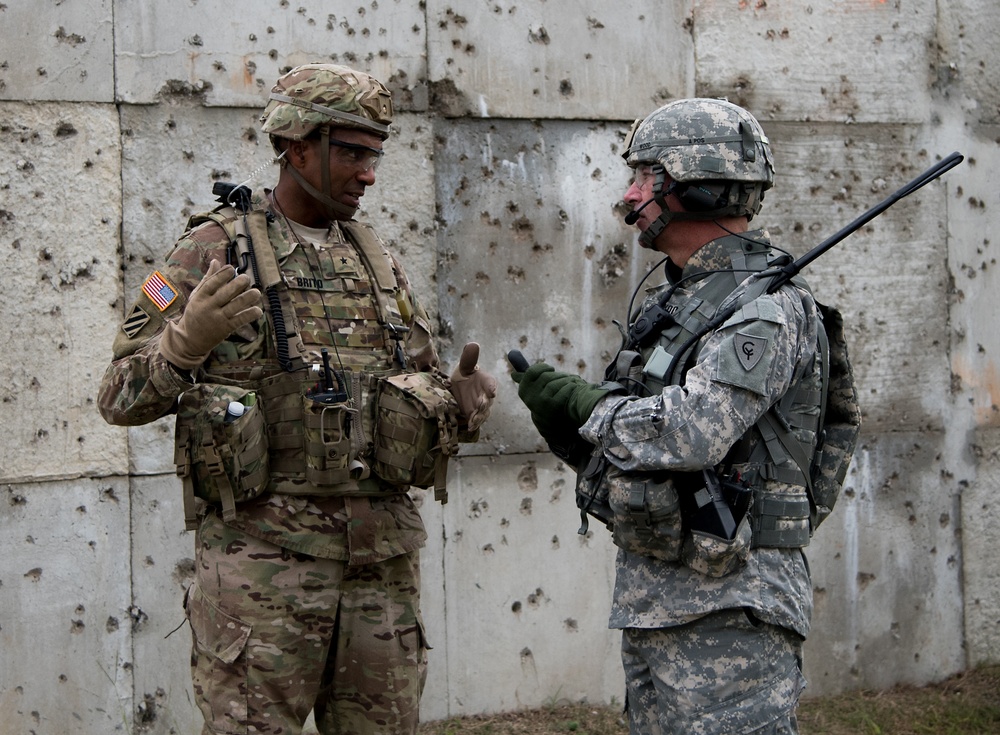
[260,63,393,219]
[622,98,774,247]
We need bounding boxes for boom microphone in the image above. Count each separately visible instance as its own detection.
[624,198,656,225]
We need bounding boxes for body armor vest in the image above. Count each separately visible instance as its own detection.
[614,235,823,549]
[174,201,439,528]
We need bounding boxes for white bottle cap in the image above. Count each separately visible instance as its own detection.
[227,401,246,417]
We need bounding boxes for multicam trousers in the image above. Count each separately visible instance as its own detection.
[621,608,806,735]
[185,513,428,735]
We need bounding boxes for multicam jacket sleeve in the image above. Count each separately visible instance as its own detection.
[97,225,228,427]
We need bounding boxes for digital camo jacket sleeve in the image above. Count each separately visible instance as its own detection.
[580,282,821,475]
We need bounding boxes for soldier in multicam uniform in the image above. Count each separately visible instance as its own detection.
[512,98,858,734]
[99,63,497,735]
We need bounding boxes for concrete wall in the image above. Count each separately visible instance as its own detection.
[1,0,998,732]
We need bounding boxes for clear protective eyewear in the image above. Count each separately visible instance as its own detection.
[328,136,385,173]
[632,165,656,189]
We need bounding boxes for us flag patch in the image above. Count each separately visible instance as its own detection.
[142,271,178,311]
[121,304,151,338]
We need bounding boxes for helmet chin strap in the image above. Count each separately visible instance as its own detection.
[637,175,712,249]
[285,127,359,221]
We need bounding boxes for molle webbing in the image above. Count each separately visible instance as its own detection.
[630,237,819,549]
[343,222,407,365]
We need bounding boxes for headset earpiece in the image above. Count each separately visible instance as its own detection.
[674,181,730,212]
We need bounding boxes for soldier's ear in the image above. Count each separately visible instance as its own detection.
[286,139,310,170]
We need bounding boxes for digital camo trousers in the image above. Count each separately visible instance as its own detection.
[621,608,806,735]
[185,513,428,735]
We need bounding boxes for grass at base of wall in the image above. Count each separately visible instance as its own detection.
[416,664,1000,735]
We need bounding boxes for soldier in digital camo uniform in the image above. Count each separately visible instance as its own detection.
[99,64,496,735]
[512,98,858,734]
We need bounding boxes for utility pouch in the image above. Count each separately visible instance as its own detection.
[302,393,357,487]
[174,384,270,528]
[678,469,754,577]
[682,515,753,578]
[575,451,615,535]
[606,468,683,562]
[373,371,460,502]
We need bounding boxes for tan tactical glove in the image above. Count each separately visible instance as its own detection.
[449,342,497,432]
[159,260,263,370]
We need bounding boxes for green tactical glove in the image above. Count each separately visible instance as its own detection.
[159,260,263,370]
[511,362,610,431]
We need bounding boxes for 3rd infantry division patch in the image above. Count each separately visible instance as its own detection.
[121,303,151,338]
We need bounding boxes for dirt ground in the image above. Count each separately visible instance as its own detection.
[416,664,1000,735]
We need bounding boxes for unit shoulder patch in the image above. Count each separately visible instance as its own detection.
[734,331,768,371]
[121,303,151,338]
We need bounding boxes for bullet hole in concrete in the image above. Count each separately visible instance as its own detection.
[597,244,629,286]
[107,617,120,633]
[551,535,560,549]
[482,543,494,555]
[158,79,213,100]
[53,27,86,46]
[173,558,196,585]
[137,692,160,724]
[520,647,533,661]
[55,122,77,138]
[856,572,876,591]
[528,26,550,44]
[469,499,488,518]
[517,462,538,492]
[564,618,578,631]
[129,605,149,631]
[559,79,574,96]
[520,498,533,515]
[507,265,525,283]
[8,492,27,506]
[512,215,533,233]
[24,568,42,581]
[512,600,522,613]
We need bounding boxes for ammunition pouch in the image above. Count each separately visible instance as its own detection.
[372,371,461,503]
[302,394,365,486]
[603,465,684,563]
[174,383,270,530]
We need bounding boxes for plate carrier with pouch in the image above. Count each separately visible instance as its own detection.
[172,186,460,530]
[575,234,861,571]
